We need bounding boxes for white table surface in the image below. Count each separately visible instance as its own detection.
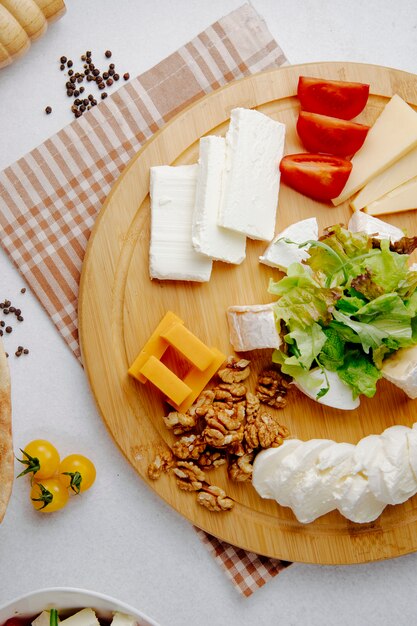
[1,1,417,624]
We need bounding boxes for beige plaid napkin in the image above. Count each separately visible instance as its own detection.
[0,3,289,595]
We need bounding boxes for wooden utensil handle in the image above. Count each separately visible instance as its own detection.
[0,0,66,68]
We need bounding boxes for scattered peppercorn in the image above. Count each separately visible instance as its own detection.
[123,73,130,80]
[5,327,12,334]
[105,50,112,58]
[60,64,65,71]
[113,73,119,81]
[101,92,108,99]
[60,55,67,63]
[20,288,26,294]
[68,69,74,76]
[45,106,52,114]
[67,59,73,68]
[106,78,113,87]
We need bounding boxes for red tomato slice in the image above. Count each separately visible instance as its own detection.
[298,76,370,120]
[296,111,370,157]
[279,154,352,202]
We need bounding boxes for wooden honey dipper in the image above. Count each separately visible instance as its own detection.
[0,0,66,68]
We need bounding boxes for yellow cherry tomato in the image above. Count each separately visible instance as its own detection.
[30,478,69,513]
[58,454,96,494]
[17,439,60,480]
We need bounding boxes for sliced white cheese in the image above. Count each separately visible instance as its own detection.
[59,609,100,626]
[294,367,360,410]
[347,211,403,242]
[32,612,56,626]
[218,107,285,241]
[227,303,281,351]
[259,217,318,270]
[192,136,246,264]
[364,175,417,216]
[332,95,417,205]
[351,145,417,211]
[111,613,137,626]
[381,344,417,399]
[149,165,212,282]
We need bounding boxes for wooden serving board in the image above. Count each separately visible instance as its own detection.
[79,62,417,565]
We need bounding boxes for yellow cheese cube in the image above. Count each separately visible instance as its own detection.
[139,355,192,406]
[128,311,183,383]
[161,323,214,371]
[170,348,226,412]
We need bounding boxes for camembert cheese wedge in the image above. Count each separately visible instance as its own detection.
[333,95,417,205]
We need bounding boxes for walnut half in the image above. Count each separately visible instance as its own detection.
[197,484,234,512]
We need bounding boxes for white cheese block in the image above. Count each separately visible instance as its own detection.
[364,175,417,216]
[32,612,56,626]
[252,440,303,499]
[149,165,212,281]
[227,303,281,351]
[294,367,360,410]
[192,136,246,264]
[332,95,417,205]
[381,344,417,398]
[347,211,403,242]
[351,145,417,211]
[111,613,137,626]
[218,107,285,241]
[59,609,100,626]
[259,217,318,270]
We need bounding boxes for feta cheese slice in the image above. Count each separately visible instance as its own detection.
[111,613,137,626]
[227,303,281,351]
[381,344,417,399]
[59,609,100,626]
[149,165,212,282]
[32,612,56,626]
[218,108,286,241]
[348,211,403,242]
[192,136,246,264]
[259,217,318,270]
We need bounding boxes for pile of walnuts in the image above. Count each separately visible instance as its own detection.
[147,357,290,512]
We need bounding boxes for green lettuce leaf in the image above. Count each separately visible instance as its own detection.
[364,239,409,293]
[332,309,388,353]
[337,350,382,398]
[284,322,327,370]
[317,326,345,371]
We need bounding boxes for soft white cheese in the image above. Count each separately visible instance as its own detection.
[347,211,403,243]
[59,609,100,626]
[218,107,285,241]
[227,303,281,351]
[149,165,212,282]
[259,217,318,270]
[293,367,360,411]
[381,344,417,399]
[252,439,302,499]
[192,136,246,264]
[334,473,386,524]
[379,426,417,504]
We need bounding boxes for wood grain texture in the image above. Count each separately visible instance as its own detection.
[79,62,417,564]
[0,0,65,68]
[0,336,12,523]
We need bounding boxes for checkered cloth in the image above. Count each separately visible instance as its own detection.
[0,3,289,595]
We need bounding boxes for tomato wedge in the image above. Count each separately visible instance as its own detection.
[279,154,352,202]
[296,111,370,157]
[298,76,370,120]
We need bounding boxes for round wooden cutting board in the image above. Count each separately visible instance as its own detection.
[79,62,417,564]
[0,336,13,522]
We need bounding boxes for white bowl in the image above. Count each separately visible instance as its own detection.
[0,588,159,626]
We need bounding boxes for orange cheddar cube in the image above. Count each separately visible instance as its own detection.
[128,311,183,383]
[128,310,226,413]
[161,323,214,371]
[139,355,192,406]
[171,348,226,412]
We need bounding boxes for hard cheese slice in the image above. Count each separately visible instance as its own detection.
[218,107,285,241]
[192,135,246,264]
[351,145,417,211]
[332,95,417,206]
[364,175,417,216]
[149,165,212,281]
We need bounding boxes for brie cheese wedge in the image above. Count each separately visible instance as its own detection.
[227,303,281,351]
[259,217,318,270]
